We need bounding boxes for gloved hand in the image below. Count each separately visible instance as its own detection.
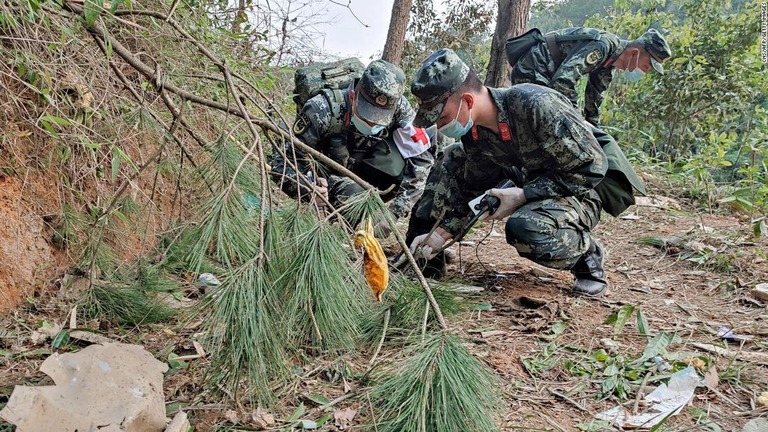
[485,187,527,221]
[409,230,448,260]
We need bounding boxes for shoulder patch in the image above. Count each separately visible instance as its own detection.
[586,49,603,65]
[293,113,309,135]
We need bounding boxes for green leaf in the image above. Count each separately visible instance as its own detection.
[51,330,70,349]
[613,304,636,335]
[39,115,72,126]
[83,0,102,26]
[111,209,128,223]
[637,333,680,363]
[305,394,330,405]
[39,115,71,137]
[753,219,767,238]
[112,146,139,173]
[79,136,102,149]
[167,353,188,370]
[286,403,306,422]
[636,310,649,336]
[472,302,492,311]
[593,349,609,362]
[315,414,332,427]
[108,0,123,14]
[604,363,619,376]
[689,406,707,420]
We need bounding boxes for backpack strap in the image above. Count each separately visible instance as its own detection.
[319,88,346,135]
[545,33,563,67]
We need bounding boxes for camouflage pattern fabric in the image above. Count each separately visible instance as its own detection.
[509,27,625,125]
[406,84,606,271]
[270,85,434,220]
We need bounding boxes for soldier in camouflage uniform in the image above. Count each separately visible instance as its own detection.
[507,28,672,125]
[405,48,646,297]
[271,60,434,237]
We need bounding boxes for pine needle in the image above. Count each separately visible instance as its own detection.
[367,332,501,432]
[281,221,372,351]
[202,257,289,405]
[334,189,389,231]
[79,264,176,326]
[360,275,466,346]
[186,189,261,271]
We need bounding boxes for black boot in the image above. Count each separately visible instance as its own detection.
[571,239,607,297]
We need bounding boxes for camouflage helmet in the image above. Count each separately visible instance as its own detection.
[355,60,406,125]
[637,29,671,73]
[410,48,470,128]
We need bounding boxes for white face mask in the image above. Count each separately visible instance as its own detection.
[351,113,385,136]
[624,52,646,82]
[438,98,473,139]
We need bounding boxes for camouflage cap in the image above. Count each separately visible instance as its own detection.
[355,59,406,125]
[637,29,671,73]
[410,48,470,128]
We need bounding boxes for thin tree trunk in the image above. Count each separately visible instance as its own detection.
[382,0,413,65]
[485,0,531,87]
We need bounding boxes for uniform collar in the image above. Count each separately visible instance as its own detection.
[468,87,513,142]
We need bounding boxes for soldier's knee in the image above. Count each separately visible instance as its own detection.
[504,214,555,247]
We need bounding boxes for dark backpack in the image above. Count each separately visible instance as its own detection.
[293,58,365,134]
[505,28,546,66]
[505,28,603,68]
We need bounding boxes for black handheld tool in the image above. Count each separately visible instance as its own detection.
[458,178,516,238]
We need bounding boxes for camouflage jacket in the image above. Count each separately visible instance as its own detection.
[513,27,626,125]
[434,84,608,235]
[271,85,434,218]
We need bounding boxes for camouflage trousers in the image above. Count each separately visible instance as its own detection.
[406,143,602,271]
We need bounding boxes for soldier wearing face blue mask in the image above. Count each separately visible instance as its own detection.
[506,27,672,125]
[270,60,435,237]
[404,49,647,298]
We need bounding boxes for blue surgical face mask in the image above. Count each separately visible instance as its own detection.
[624,53,646,82]
[438,99,473,139]
[351,113,385,136]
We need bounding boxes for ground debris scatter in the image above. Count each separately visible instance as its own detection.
[1,204,766,431]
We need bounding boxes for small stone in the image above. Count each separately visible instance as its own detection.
[757,391,768,408]
[750,283,768,302]
[599,338,619,353]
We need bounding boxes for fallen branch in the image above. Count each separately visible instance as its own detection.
[691,342,768,364]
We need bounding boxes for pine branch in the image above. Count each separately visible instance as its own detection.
[367,333,501,432]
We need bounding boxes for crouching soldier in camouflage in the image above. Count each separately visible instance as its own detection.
[405,49,644,297]
[270,60,434,236]
[506,27,671,125]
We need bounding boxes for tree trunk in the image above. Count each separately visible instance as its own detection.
[485,0,531,87]
[382,0,413,65]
